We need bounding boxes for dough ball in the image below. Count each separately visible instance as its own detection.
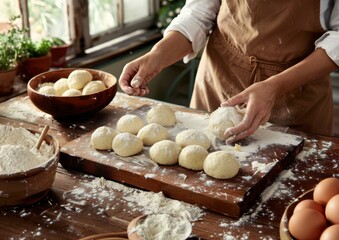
[116,114,144,134]
[178,145,208,171]
[54,78,69,96]
[146,104,176,127]
[175,129,211,150]
[203,151,240,179]
[68,69,93,90]
[82,80,107,95]
[38,85,57,96]
[112,132,143,157]
[137,123,168,146]
[208,107,243,140]
[91,126,118,150]
[62,89,82,96]
[149,140,181,165]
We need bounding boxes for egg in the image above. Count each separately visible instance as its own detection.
[313,178,339,205]
[320,225,339,240]
[325,194,339,224]
[294,199,324,215]
[288,208,328,240]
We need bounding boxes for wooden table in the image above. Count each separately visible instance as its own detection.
[0,89,338,240]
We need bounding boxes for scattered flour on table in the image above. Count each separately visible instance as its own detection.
[131,213,192,240]
[92,177,204,222]
[219,138,334,239]
[0,125,54,174]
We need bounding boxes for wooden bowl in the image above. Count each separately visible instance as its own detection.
[0,130,60,207]
[27,68,117,120]
[279,189,314,240]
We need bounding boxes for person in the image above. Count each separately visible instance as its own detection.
[119,0,339,143]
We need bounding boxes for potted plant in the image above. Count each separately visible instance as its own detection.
[0,16,29,95]
[48,37,69,67]
[18,38,52,82]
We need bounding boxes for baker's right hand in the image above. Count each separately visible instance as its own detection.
[119,52,162,96]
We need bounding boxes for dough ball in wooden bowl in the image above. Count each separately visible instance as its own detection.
[27,68,117,120]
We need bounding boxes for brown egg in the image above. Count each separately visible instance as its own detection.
[325,194,339,224]
[320,225,339,240]
[313,178,339,205]
[294,199,325,215]
[288,208,328,240]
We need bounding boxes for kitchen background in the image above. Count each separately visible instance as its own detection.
[1,0,338,136]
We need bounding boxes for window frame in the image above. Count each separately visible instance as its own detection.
[17,0,159,57]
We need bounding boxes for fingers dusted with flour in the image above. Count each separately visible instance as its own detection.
[119,31,193,96]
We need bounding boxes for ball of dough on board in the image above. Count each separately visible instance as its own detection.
[112,132,143,157]
[175,129,211,150]
[137,123,168,146]
[208,107,243,140]
[116,114,144,134]
[146,104,176,127]
[82,80,106,95]
[149,140,181,165]
[91,126,118,150]
[62,89,82,96]
[68,69,93,90]
[54,78,69,96]
[178,145,209,171]
[38,85,57,96]
[203,151,240,179]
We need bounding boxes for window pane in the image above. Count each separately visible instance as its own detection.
[28,0,69,42]
[0,0,21,29]
[89,0,119,36]
[124,0,149,24]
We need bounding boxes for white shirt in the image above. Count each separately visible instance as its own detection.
[165,0,339,66]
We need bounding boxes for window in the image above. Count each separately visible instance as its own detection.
[0,0,158,57]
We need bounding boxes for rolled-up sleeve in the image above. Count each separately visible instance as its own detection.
[315,0,339,66]
[164,0,220,63]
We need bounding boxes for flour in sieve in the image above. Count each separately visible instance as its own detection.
[0,125,55,174]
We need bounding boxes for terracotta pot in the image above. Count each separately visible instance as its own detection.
[50,45,69,67]
[18,52,52,82]
[0,66,17,96]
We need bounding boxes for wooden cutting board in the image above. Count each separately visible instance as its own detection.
[59,104,304,218]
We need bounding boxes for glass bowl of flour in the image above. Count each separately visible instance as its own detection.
[0,125,60,207]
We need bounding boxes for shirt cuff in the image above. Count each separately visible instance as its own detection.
[315,31,339,66]
[164,18,209,63]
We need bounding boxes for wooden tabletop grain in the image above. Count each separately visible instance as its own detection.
[0,89,338,240]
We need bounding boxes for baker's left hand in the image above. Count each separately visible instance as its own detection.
[221,80,278,143]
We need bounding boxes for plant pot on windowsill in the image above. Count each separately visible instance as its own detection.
[50,44,69,68]
[0,66,18,96]
[18,52,52,82]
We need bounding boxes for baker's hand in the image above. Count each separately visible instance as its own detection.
[221,81,277,143]
[119,52,162,96]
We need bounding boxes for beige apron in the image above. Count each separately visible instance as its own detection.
[190,0,334,136]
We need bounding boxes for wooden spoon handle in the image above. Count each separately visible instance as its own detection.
[34,125,49,150]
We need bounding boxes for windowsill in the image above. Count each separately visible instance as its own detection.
[67,28,162,68]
